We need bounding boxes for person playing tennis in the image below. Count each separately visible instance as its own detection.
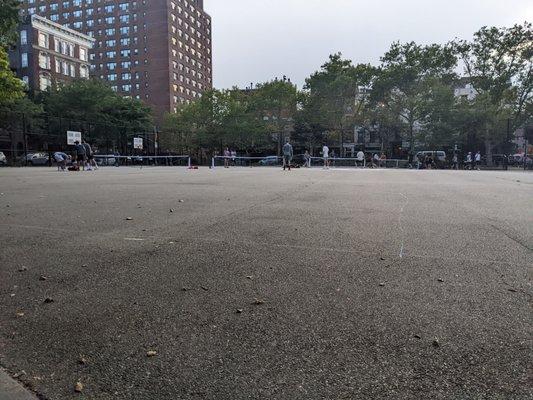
[282,139,293,171]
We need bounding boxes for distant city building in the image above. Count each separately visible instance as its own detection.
[19,0,213,121]
[9,14,94,94]
[454,80,477,101]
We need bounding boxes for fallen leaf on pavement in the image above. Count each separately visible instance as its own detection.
[253,299,264,305]
[18,266,27,272]
[146,350,157,357]
[15,312,24,317]
[125,217,133,221]
[74,382,84,392]
[43,297,54,304]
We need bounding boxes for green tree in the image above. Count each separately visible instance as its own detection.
[303,54,376,155]
[250,79,298,155]
[453,23,533,162]
[162,88,272,156]
[0,0,20,46]
[41,79,153,151]
[0,47,24,105]
[372,42,457,154]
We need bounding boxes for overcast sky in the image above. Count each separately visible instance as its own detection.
[204,0,532,89]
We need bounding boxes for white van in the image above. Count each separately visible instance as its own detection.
[416,151,446,162]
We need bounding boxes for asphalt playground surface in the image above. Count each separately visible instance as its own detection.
[0,166,531,399]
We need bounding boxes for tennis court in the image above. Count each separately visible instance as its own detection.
[0,167,531,399]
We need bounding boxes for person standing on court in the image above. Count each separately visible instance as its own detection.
[223,147,230,168]
[475,151,481,170]
[322,144,330,169]
[303,150,311,168]
[82,140,95,171]
[282,139,293,171]
[230,149,237,166]
[74,140,86,171]
[452,153,458,170]
[465,152,472,170]
[356,149,365,167]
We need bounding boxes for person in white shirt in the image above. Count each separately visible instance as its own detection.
[465,152,472,170]
[322,144,329,169]
[356,150,365,167]
[475,151,481,170]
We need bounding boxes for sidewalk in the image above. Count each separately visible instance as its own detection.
[0,369,38,400]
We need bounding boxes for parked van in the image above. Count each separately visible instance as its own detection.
[416,151,447,163]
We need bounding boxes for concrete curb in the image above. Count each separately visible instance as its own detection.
[0,369,39,400]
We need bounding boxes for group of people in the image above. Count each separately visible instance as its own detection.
[283,141,388,170]
[53,140,98,171]
[464,151,482,170]
[222,147,238,168]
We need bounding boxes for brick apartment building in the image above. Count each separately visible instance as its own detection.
[9,14,94,94]
[20,0,213,122]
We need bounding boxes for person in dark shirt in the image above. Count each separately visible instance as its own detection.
[82,140,97,170]
[282,139,293,171]
[74,141,86,170]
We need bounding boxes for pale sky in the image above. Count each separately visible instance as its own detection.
[204,0,532,89]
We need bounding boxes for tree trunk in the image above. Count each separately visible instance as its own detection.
[485,139,493,166]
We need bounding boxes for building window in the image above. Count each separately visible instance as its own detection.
[70,64,76,77]
[107,73,117,81]
[79,47,87,61]
[39,52,51,69]
[80,65,88,78]
[21,53,28,68]
[40,74,52,91]
[38,32,49,48]
[20,30,27,45]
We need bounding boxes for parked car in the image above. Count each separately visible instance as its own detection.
[26,152,49,166]
[258,156,279,166]
[94,154,119,166]
[416,151,447,163]
[0,151,7,166]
